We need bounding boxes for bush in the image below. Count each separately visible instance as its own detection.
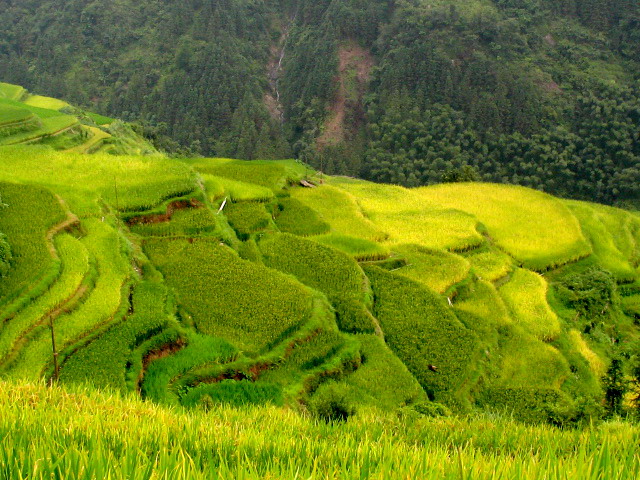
[558,267,617,321]
[308,382,356,422]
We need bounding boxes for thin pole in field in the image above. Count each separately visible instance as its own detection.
[49,315,59,383]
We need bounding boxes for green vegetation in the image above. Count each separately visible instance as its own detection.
[313,233,389,262]
[0,147,196,215]
[144,238,313,353]
[274,198,330,237]
[416,183,592,271]
[0,183,66,311]
[3,380,640,479]
[392,245,470,294]
[499,269,561,342]
[225,202,272,240]
[365,266,479,404]
[292,185,387,242]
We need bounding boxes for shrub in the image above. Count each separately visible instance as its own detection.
[308,381,356,422]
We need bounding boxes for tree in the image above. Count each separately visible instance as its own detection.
[603,357,626,416]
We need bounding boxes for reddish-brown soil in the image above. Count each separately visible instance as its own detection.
[126,198,202,226]
[317,43,374,148]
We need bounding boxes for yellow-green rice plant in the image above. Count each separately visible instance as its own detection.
[292,185,388,241]
[0,83,26,100]
[568,329,606,378]
[5,219,131,381]
[0,234,89,368]
[494,324,570,390]
[0,115,79,145]
[0,105,33,126]
[23,94,69,111]
[311,233,389,261]
[130,207,222,238]
[58,281,176,391]
[205,174,275,202]
[86,111,114,125]
[328,177,483,251]
[0,147,198,216]
[392,244,471,294]
[183,157,307,191]
[365,266,479,402]
[499,268,561,342]
[144,238,314,353]
[4,380,638,479]
[414,183,592,271]
[258,233,370,303]
[225,201,272,240]
[0,183,66,311]
[566,200,637,281]
[274,197,330,236]
[454,279,512,336]
[342,334,429,409]
[142,332,238,404]
[465,247,514,282]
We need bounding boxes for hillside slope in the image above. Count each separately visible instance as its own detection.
[0,82,156,155]
[1,104,639,425]
[0,1,638,204]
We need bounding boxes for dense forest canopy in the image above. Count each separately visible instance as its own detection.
[0,0,638,205]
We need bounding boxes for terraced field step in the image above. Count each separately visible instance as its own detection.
[0,116,79,145]
[66,126,111,154]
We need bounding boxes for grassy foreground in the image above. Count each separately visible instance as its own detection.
[1,380,639,480]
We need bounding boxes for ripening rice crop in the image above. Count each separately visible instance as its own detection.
[23,95,69,111]
[0,183,66,311]
[0,105,33,126]
[495,324,570,390]
[392,245,470,294]
[0,234,89,369]
[413,183,592,271]
[142,333,238,404]
[567,329,606,378]
[499,269,561,342]
[258,233,369,302]
[59,281,175,391]
[328,177,484,251]
[203,174,275,202]
[311,233,389,261]
[454,279,512,335]
[225,201,272,239]
[291,185,388,241]
[364,266,479,400]
[183,158,307,191]
[274,198,330,237]
[2,380,640,480]
[0,83,26,100]
[0,147,198,215]
[0,115,79,145]
[144,238,314,353]
[465,247,514,282]
[566,200,637,281]
[6,219,131,381]
[342,334,428,409]
[130,207,221,238]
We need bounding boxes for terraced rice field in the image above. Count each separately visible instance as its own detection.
[414,183,592,271]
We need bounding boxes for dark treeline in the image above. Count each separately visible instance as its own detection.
[0,0,638,205]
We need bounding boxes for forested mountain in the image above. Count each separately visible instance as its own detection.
[1,0,639,205]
